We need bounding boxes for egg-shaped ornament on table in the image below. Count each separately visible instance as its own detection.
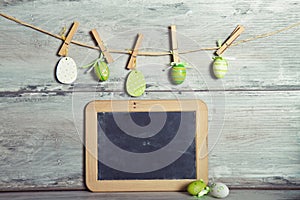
[170,62,186,85]
[187,179,210,197]
[56,57,78,84]
[209,182,230,198]
[94,60,110,81]
[213,56,228,79]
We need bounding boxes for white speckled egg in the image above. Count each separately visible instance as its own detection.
[209,182,229,198]
[56,57,77,84]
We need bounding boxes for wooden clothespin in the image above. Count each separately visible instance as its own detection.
[170,25,180,63]
[215,25,245,56]
[57,21,79,56]
[126,33,144,70]
[91,29,114,64]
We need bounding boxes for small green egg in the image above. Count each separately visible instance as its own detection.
[187,179,208,197]
[171,63,186,85]
[126,70,146,97]
[94,61,109,81]
[213,56,228,79]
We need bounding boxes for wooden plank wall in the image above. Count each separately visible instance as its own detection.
[0,0,299,191]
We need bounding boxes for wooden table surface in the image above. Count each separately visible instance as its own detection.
[0,190,299,200]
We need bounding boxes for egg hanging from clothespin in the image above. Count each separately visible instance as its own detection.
[169,25,187,85]
[213,40,229,79]
[213,25,244,79]
[81,53,109,81]
[89,29,114,81]
[125,33,146,97]
[56,21,79,84]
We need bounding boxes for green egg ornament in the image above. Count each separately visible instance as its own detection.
[126,70,146,97]
[171,63,186,85]
[213,56,228,79]
[187,179,210,197]
[94,60,109,81]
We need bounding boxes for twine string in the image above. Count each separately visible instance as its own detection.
[1,12,300,56]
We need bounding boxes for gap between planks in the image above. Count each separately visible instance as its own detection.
[1,89,300,97]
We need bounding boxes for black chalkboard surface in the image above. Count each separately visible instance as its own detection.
[97,111,196,180]
[85,100,208,192]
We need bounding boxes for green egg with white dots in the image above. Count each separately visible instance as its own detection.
[187,179,208,196]
[94,61,109,81]
[213,56,228,79]
[126,70,146,97]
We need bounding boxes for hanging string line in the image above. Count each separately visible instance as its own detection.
[1,13,300,56]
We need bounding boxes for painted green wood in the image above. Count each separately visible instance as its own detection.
[0,190,299,200]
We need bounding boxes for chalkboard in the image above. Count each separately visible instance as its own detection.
[85,100,208,192]
[97,111,196,180]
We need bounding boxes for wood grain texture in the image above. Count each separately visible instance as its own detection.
[0,0,300,91]
[0,0,299,191]
[0,190,299,200]
[0,91,299,190]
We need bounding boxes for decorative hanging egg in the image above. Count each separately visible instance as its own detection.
[56,57,77,84]
[94,61,109,81]
[126,70,146,97]
[171,63,186,85]
[213,56,228,79]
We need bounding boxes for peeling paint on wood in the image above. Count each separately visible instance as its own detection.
[0,91,299,190]
[1,0,300,91]
[0,0,299,191]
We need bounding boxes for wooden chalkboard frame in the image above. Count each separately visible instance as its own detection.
[85,100,208,192]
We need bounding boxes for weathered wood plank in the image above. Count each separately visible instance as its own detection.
[0,0,299,192]
[0,190,299,200]
[0,91,299,190]
[0,0,299,91]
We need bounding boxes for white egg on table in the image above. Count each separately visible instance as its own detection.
[56,57,77,84]
[209,182,229,198]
